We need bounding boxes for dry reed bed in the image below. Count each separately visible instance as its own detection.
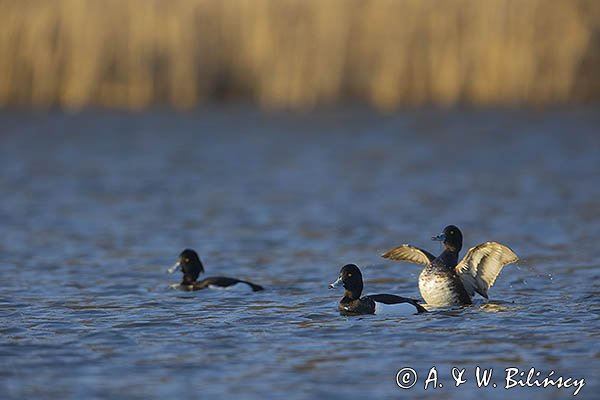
[0,0,598,110]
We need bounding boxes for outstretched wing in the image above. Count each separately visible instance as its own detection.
[455,242,519,298]
[381,244,435,265]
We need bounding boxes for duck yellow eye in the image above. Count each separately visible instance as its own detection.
[185,258,190,263]
[347,273,352,277]
[450,231,454,235]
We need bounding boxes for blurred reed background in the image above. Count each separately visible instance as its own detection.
[0,0,598,110]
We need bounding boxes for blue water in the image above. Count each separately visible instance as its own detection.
[0,108,599,399]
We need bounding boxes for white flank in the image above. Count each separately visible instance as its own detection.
[208,283,254,292]
[374,301,418,316]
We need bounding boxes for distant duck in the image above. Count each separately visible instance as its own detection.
[382,225,518,306]
[329,264,427,316]
[167,249,264,292]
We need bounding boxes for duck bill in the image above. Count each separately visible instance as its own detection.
[167,261,181,274]
[431,233,446,241]
[329,276,343,289]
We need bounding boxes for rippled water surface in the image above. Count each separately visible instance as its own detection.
[1,108,599,399]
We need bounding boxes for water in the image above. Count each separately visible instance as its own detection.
[0,107,599,399]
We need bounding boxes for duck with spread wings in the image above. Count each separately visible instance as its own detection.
[382,225,518,306]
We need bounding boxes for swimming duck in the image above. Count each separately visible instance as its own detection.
[382,225,518,306]
[329,264,427,316]
[167,249,264,292]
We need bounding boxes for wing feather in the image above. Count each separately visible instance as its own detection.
[455,242,518,298]
[381,245,435,265]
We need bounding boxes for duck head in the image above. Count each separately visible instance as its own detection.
[167,248,205,284]
[432,225,463,253]
[329,263,364,300]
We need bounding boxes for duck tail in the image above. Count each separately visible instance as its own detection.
[414,301,428,313]
[243,281,264,292]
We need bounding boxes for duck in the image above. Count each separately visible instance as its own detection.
[167,249,264,292]
[382,225,518,306]
[329,264,427,316]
